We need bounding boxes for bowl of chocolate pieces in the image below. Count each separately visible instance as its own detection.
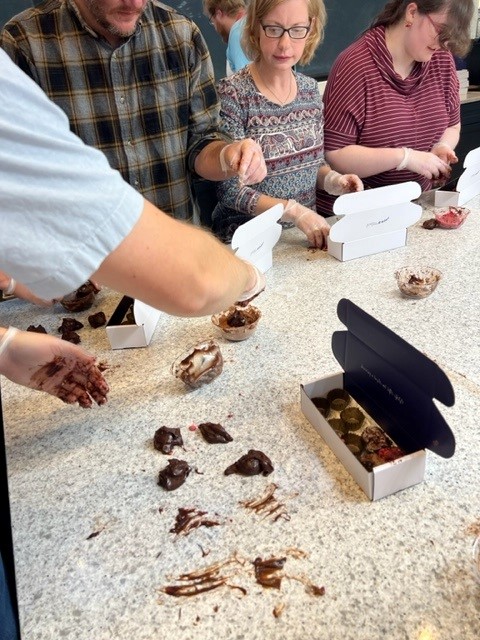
[211,304,261,342]
[60,280,100,312]
[395,266,442,299]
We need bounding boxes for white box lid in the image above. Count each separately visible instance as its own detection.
[330,182,422,243]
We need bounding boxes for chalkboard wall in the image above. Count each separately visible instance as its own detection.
[1,0,387,80]
[178,0,386,80]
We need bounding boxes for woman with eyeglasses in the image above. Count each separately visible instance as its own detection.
[211,0,363,249]
[317,0,474,215]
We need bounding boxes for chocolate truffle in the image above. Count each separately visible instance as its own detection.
[157,459,191,491]
[224,449,274,476]
[153,426,183,454]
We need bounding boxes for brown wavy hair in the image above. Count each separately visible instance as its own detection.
[372,0,474,57]
[241,0,327,66]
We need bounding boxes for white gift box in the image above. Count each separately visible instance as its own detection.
[327,182,422,261]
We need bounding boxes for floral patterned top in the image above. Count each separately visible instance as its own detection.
[214,66,326,240]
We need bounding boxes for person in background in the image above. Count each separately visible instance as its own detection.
[317,0,474,214]
[0,0,266,224]
[212,0,363,248]
[0,49,265,640]
[204,0,251,75]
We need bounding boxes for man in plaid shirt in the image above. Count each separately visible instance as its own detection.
[0,0,266,223]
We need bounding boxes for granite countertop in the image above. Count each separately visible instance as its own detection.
[2,192,480,639]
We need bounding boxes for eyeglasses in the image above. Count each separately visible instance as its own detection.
[261,22,311,40]
[425,13,444,35]
[424,13,450,49]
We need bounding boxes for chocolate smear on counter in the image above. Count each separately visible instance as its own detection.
[198,422,233,444]
[240,482,293,522]
[170,507,221,537]
[153,426,183,454]
[253,556,286,589]
[157,459,191,491]
[224,449,273,476]
[158,549,324,601]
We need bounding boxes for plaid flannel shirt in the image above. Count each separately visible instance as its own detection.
[1,0,228,220]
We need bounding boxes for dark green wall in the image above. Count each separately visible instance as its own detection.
[177,0,387,80]
[2,1,387,80]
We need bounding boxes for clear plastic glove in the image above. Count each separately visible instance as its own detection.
[220,140,267,186]
[0,327,109,408]
[235,261,266,306]
[0,271,53,307]
[283,200,330,249]
[323,170,364,196]
[431,142,458,166]
[399,147,451,180]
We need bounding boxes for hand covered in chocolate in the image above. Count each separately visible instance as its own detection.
[0,327,108,407]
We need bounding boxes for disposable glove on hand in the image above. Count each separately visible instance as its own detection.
[283,200,330,249]
[235,262,266,306]
[0,327,109,408]
[398,148,451,180]
[323,170,364,196]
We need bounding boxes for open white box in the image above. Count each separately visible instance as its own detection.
[434,146,480,206]
[301,299,455,501]
[327,181,422,261]
[106,296,162,349]
[231,204,283,272]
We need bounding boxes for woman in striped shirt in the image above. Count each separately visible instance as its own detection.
[317,0,474,215]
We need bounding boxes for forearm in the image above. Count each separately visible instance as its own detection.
[93,200,256,316]
[325,146,404,178]
[433,124,460,150]
[194,141,235,181]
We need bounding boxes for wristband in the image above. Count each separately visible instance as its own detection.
[323,169,343,195]
[396,147,411,171]
[0,326,18,360]
[4,278,16,295]
[219,145,231,175]
[236,262,265,303]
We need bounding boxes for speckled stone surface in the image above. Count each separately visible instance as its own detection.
[2,193,480,639]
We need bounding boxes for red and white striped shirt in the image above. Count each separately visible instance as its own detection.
[317,26,460,214]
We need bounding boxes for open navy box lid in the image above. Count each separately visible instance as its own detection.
[333,299,455,458]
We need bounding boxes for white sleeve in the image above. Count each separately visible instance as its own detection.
[0,50,144,299]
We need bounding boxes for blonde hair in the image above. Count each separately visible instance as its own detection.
[242,0,327,65]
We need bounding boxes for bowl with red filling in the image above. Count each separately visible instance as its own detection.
[434,206,470,229]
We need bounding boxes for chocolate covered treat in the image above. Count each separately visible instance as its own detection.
[158,459,191,491]
[153,426,183,454]
[172,340,223,388]
[198,422,233,444]
[58,318,84,334]
[61,331,81,344]
[361,426,389,452]
[224,450,274,476]
[60,280,99,312]
[27,325,47,334]
[88,311,107,328]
